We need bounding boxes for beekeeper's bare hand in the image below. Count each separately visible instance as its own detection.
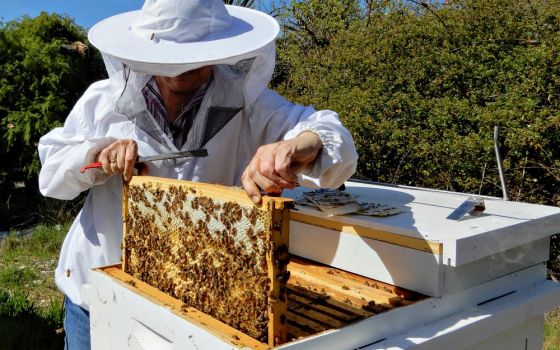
[242,132,322,204]
[96,139,138,181]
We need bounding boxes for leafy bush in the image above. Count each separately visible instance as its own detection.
[274,0,560,206]
[0,12,105,190]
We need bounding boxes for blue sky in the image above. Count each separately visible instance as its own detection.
[0,1,276,29]
[0,0,150,29]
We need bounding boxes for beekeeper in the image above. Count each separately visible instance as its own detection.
[38,0,358,348]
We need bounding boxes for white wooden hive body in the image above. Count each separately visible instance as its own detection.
[87,179,560,349]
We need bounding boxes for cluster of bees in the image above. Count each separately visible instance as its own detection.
[123,182,279,343]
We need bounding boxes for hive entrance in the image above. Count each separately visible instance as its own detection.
[122,176,292,346]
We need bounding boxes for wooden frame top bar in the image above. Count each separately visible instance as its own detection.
[128,176,293,210]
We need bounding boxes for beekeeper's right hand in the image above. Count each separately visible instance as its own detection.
[96,139,138,181]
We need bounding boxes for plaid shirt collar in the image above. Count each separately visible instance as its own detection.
[142,75,211,148]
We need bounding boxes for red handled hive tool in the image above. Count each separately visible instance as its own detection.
[79,149,208,173]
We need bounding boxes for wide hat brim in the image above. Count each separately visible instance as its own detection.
[88,5,279,76]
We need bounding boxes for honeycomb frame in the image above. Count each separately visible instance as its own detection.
[122,176,292,346]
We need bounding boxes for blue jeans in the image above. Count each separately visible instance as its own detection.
[64,297,91,350]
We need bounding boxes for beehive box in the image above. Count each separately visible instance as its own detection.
[90,178,560,349]
[122,176,293,346]
[91,256,425,349]
[284,181,560,297]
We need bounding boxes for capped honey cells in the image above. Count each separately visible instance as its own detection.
[122,177,292,344]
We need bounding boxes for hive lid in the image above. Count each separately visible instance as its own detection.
[284,181,560,267]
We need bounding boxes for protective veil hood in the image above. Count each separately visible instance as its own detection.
[88,0,280,77]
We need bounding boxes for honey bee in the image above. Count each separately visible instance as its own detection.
[125,280,137,287]
[122,180,294,343]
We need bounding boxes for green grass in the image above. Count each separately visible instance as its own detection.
[0,225,66,349]
[0,225,66,307]
[1,224,67,258]
[545,308,560,350]
[0,290,64,350]
[0,266,37,290]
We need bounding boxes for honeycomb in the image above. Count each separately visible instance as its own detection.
[122,177,291,344]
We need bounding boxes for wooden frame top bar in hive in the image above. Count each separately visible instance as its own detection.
[122,176,293,346]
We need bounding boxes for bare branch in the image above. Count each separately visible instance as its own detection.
[407,0,450,31]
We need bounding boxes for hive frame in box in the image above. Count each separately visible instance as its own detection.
[122,176,293,346]
[86,262,560,349]
[88,255,426,349]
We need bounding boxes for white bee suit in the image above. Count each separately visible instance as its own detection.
[38,40,358,310]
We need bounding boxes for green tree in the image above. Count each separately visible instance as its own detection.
[274,0,560,206]
[0,13,105,190]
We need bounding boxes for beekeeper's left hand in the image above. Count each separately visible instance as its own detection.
[241,131,322,204]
